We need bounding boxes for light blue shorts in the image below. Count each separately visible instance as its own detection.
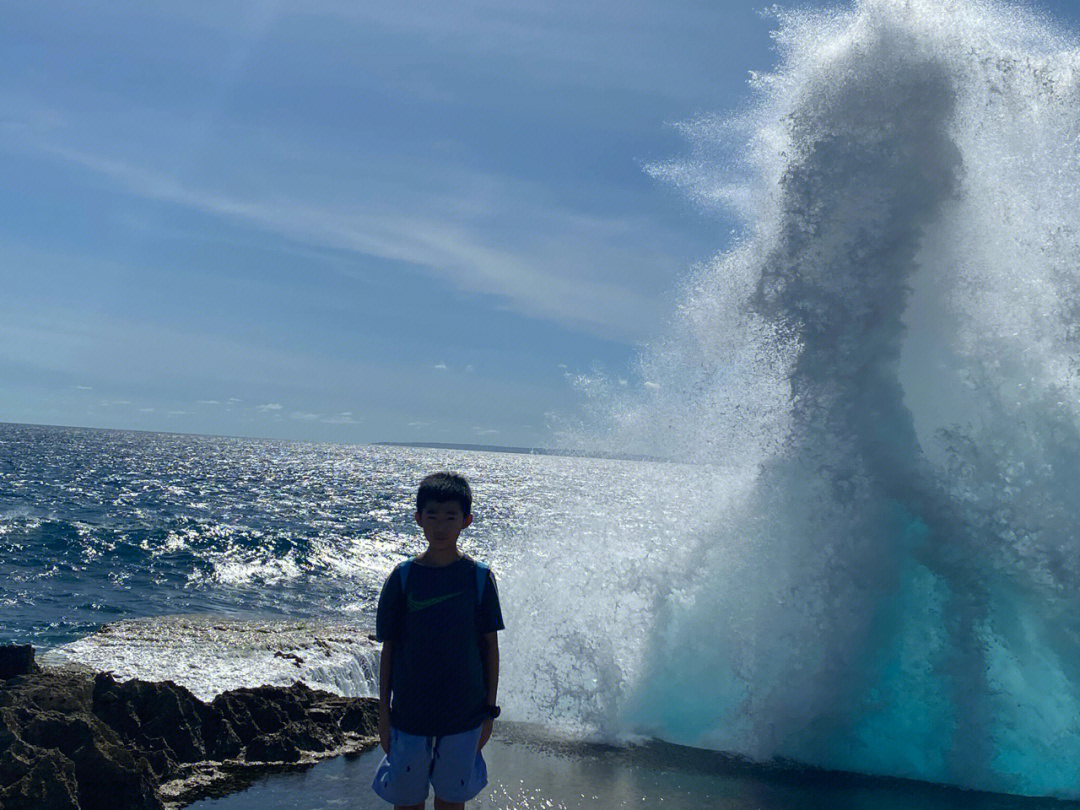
[371,724,488,805]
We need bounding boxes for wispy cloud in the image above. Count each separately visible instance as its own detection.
[257,403,283,412]
[290,410,319,421]
[434,363,448,371]
[25,143,665,340]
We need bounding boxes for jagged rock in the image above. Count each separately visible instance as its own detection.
[244,732,301,763]
[0,645,379,809]
[68,736,161,810]
[0,646,39,680]
[3,748,80,810]
[93,675,213,774]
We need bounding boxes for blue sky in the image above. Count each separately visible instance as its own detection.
[3,0,1078,446]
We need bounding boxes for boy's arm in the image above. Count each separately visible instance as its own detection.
[374,567,401,729]
[378,639,393,753]
[379,639,393,711]
[481,631,499,707]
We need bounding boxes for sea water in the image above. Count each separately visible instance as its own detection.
[1,423,760,808]
[3,422,1076,809]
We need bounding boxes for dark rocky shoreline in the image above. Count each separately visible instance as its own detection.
[0,645,380,809]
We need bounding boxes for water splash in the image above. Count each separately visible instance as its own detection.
[504,0,1080,797]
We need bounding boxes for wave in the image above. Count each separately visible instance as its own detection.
[505,0,1080,797]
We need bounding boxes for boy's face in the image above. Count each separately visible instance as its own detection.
[415,499,472,552]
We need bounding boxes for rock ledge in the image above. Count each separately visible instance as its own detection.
[0,644,379,809]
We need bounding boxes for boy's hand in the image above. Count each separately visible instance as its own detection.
[378,707,391,754]
[477,717,493,751]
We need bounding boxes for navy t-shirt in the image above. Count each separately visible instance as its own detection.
[375,555,505,736]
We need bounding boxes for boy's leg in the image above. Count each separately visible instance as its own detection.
[372,727,433,806]
[429,726,487,806]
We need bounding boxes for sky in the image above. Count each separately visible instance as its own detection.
[3,0,1079,447]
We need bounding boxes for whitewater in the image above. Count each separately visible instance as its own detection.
[503,0,1080,798]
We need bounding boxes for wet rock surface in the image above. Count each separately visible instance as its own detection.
[0,645,379,809]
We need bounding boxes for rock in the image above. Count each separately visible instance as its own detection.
[0,646,39,680]
[0,646,379,809]
[244,732,301,763]
[3,749,80,810]
[92,675,213,774]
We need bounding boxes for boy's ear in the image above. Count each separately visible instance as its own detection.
[414,511,422,526]
[464,513,473,528]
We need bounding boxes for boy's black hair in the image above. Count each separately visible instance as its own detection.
[416,471,472,516]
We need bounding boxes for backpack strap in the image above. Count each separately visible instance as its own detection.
[474,560,489,607]
[398,559,413,594]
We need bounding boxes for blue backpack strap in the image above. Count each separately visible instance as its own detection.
[474,560,489,607]
[398,559,413,594]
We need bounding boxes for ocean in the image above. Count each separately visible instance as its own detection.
[1,423,1074,809]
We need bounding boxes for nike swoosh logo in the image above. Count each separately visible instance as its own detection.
[407,591,464,612]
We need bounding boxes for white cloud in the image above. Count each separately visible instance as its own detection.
[197,399,220,405]
[434,363,448,371]
[473,427,498,436]
[257,403,283,411]
[139,407,155,413]
[290,411,320,421]
[408,421,430,428]
[74,385,93,390]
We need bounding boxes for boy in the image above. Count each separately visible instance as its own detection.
[372,472,505,809]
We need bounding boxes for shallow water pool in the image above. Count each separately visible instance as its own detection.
[187,723,1072,810]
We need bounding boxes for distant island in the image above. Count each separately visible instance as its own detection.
[372,441,661,462]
